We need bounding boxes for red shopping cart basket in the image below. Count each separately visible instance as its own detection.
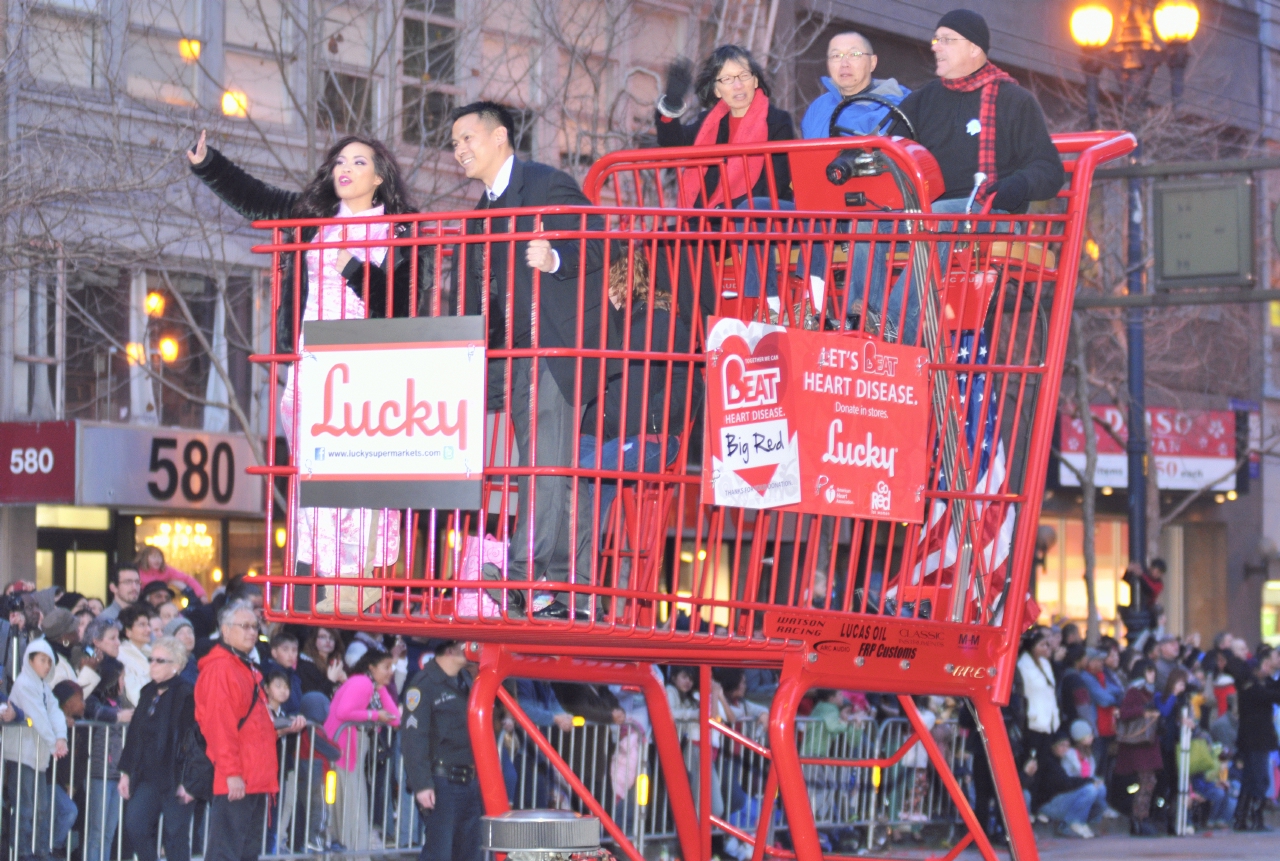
[248,130,1134,861]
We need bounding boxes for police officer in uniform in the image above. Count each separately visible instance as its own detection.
[401,639,482,861]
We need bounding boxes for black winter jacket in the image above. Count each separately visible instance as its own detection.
[655,102,796,205]
[1236,674,1280,754]
[119,676,196,792]
[890,78,1064,213]
[1029,751,1092,812]
[190,148,430,350]
[581,301,695,439]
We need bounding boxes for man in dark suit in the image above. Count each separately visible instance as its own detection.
[451,101,603,620]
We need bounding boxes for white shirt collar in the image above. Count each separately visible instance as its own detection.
[486,155,516,200]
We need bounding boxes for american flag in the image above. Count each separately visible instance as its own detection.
[895,330,1030,623]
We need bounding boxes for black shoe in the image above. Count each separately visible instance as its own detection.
[1234,794,1253,831]
[1250,797,1273,832]
[533,603,592,622]
[482,563,525,612]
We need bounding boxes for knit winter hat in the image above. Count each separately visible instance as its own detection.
[1070,719,1093,742]
[937,9,990,54]
[41,608,78,642]
[163,616,194,637]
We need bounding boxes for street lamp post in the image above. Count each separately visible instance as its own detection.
[1070,1,1199,616]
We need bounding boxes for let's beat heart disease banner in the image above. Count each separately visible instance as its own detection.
[704,317,930,522]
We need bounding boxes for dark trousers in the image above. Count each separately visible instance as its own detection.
[506,358,593,608]
[419,780,483,861]
[3,763,52,857]
[205,794,266,861]
[1241,749,1272,799]
[124,780,194,861]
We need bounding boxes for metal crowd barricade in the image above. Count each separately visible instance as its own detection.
[4,711,976,859]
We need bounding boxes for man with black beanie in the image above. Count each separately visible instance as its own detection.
[889,9,1064,214]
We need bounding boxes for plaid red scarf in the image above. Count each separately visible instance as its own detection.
[941,62,1016,201]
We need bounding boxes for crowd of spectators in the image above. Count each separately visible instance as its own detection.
[0,557,422,861]
[4,554,1279,860]
[1002,598,1280,841]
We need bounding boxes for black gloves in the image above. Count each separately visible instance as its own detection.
[990,173,1030,213]
[662,58,695,114]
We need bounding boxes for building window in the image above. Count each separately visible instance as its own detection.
[319,71,373,135]
[1036,516,1131,633]
[401,0,459,146]
[122,0,202,106]
[26,7,106,89]
[513,108,536,155]
[223,0,292,125]
[402,88,454,146]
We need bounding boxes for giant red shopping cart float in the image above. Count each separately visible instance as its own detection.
[248,129,1135,861]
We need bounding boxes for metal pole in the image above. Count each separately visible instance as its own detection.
[1126,140,1147,584]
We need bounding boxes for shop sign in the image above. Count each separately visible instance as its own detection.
[703,318,929,521]
[78,422,263,514]
[1059,405,1236,491]
[0,421,76,504]
[294,316,485,511]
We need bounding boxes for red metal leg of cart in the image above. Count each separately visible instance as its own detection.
[699,665,714,860]
[898,695,1000,861]
[466,644,702,861]
[468,645,513,818]
[768,653,823,861]
[640,660,703,861]
[973,695,1038,861]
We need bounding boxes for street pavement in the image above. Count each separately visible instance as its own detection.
[1033,829,1279,859]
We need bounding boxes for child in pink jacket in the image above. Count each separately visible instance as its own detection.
[323,648,400,849]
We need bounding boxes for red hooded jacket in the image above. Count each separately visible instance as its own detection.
[195,643,279,796]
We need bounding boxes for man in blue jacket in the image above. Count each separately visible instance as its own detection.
[801,32,909,139]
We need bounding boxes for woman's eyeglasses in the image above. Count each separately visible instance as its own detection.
[716,71,755,86]
[148,657,174,664]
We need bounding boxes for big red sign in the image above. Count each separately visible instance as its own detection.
[0,421,76,503]
[296,317,485,510]
[704,319,930,521]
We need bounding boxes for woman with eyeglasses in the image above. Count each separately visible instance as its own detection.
[655,45,794,205]
[655,46,824,321]
[118,636,197,861]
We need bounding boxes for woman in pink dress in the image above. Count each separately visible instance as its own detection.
[187,131,430,609]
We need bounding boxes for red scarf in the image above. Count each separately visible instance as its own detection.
[941,62,1016,201]
[679,91,771,208]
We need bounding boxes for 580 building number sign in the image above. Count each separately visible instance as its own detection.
[146,438,236,504]
[9,447,55,475]
[78,423,261,513]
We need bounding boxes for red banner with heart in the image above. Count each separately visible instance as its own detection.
[704,318,930,522]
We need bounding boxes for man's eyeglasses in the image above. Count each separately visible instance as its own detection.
[828,50,872,63]
[716,71,755,86]
[931,36,969,46]
[229,622,258,632]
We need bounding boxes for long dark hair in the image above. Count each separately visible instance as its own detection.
[695,44,771,108]
[292,135,414,219]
